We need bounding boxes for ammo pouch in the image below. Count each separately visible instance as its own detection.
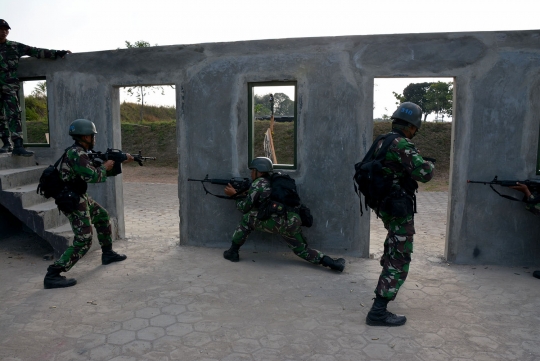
[257,200,287,220]
[55,187,81,213]
[381,190,414,217]
[297,204,313,228]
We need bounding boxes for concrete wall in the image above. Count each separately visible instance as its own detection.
[18,30,540,266]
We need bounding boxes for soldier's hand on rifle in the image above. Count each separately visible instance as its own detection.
[224,184,237,197]
[510,183,532,198]
[104,160,115,172]
[123,153,135,164]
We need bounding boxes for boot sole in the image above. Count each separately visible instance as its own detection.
[44,279,77,289]
[366,317,406,327]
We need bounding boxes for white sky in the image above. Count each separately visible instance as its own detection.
[6,0,538,119]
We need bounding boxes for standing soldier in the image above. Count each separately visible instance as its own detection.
[366,102,435,326]
[43,119,133,289]
[223,157,346,272]
[0,19,71,156]
[509,183,540,279]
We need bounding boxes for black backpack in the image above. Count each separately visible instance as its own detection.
[257,172,313,227]
[37,151,68,199]
[353,133,400,216]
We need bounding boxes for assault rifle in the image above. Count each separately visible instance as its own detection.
[467,176,540,202]
[188,175,251,199]
[88,149,156,176]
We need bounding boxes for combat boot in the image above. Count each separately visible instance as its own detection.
[102,249,127,265]
[0,136,12,153]
[223,243,240,262]
[366,295,407,326]
[44,266,77,289]
[11,138,34,157]
[533,270,540,279]
[319,255,346,272]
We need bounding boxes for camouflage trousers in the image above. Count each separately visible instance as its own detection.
[53,194,113,272]
[374,210,415,301]
[231,210,324,264]
[0,88,23,141]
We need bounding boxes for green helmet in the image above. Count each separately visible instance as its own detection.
[69,119,97,136]
[249,157,273,172]
[391,102,423,129]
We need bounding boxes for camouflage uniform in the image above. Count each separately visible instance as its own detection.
[0,41,60,140]
[374,130,434,300]
[51,143,112,272]
[231,176,324,263]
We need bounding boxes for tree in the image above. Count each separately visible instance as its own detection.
[31,81,47,99]
[123,40,174,123]
[393,81,453,121]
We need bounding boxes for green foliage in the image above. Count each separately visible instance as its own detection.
[120,102,175,123]
[254,92,293,116]
[393,81,453,121]
[253,120,295,164]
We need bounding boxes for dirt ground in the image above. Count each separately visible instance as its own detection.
[121,164,178,184]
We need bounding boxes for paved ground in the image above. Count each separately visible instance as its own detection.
[1,183,539,361]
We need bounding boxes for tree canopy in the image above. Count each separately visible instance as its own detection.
[254,92,293,117]
[393,81,453,121]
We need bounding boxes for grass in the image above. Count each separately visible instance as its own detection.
[253,120,295,165]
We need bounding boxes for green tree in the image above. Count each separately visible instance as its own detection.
[393,81,453,121]
[123,40,174,123]
[31,81,47,99]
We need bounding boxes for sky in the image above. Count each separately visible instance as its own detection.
[5,0,539,120]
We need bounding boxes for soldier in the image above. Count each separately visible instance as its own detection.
[509,183,540,279]
[0,19,71,156]
[366,102,435,326]
[222,157,346,272]
[43,119,133,289]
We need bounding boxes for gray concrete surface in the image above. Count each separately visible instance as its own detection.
[18,30,540,265]
[1,183,539,361]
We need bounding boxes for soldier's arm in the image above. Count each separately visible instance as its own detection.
[66,149,108,183]
[17,42,70,59]
[395,139,435,183]
[236,178,268,213]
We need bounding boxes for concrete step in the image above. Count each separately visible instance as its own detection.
[0,153,38,170]
[45,223,100,258]
[0,165,47,190]
[25,200,69,230]
[1,183,44,208]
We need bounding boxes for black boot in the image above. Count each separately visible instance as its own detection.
[44,265,77,289]
[11,138,34,157]
[223,243,240,262]
[366,295,407,326]
[319,255,346,272]
[102,249,127,265]
[533,270,540,279]
[0,136,12,153]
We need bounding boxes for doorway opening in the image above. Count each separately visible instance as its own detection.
[370,77,455,263]
[20,78,49,146]
[115,84,179,247]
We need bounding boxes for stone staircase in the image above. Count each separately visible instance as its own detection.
[0,153,73,257]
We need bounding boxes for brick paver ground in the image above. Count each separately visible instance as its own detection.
[1,183,539,361]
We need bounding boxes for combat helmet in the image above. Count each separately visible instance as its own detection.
[391,102,423,129]
[249,157,273,172]
[69,119,97,136]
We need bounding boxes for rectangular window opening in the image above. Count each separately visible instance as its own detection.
[248,81,297,170]
[20,77,50,147]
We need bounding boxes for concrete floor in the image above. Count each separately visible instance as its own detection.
[0,183,539,361]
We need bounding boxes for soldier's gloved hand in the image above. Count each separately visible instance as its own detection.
[56,50,72,58]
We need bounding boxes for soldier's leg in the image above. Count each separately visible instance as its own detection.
[367,211,414,326]
[0,93,12,153]
[278,212,323,264]
[5,90,33,156]
[86,197,126,265]
[44,197,93,289]
[224,211,257,262]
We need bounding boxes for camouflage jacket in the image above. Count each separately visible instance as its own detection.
[525,193,540,216]
[375,130,435,191]
[235,176,271,213]
[0,40,59,89]
[60,143,108,188]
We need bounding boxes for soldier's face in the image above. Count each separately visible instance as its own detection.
[0,27,8,43]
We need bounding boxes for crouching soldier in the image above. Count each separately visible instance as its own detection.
[43,119,133,289]
[222,156,346,272]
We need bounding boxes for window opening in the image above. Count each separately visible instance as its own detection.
[248,82,297,169]
[20,78,49,146]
